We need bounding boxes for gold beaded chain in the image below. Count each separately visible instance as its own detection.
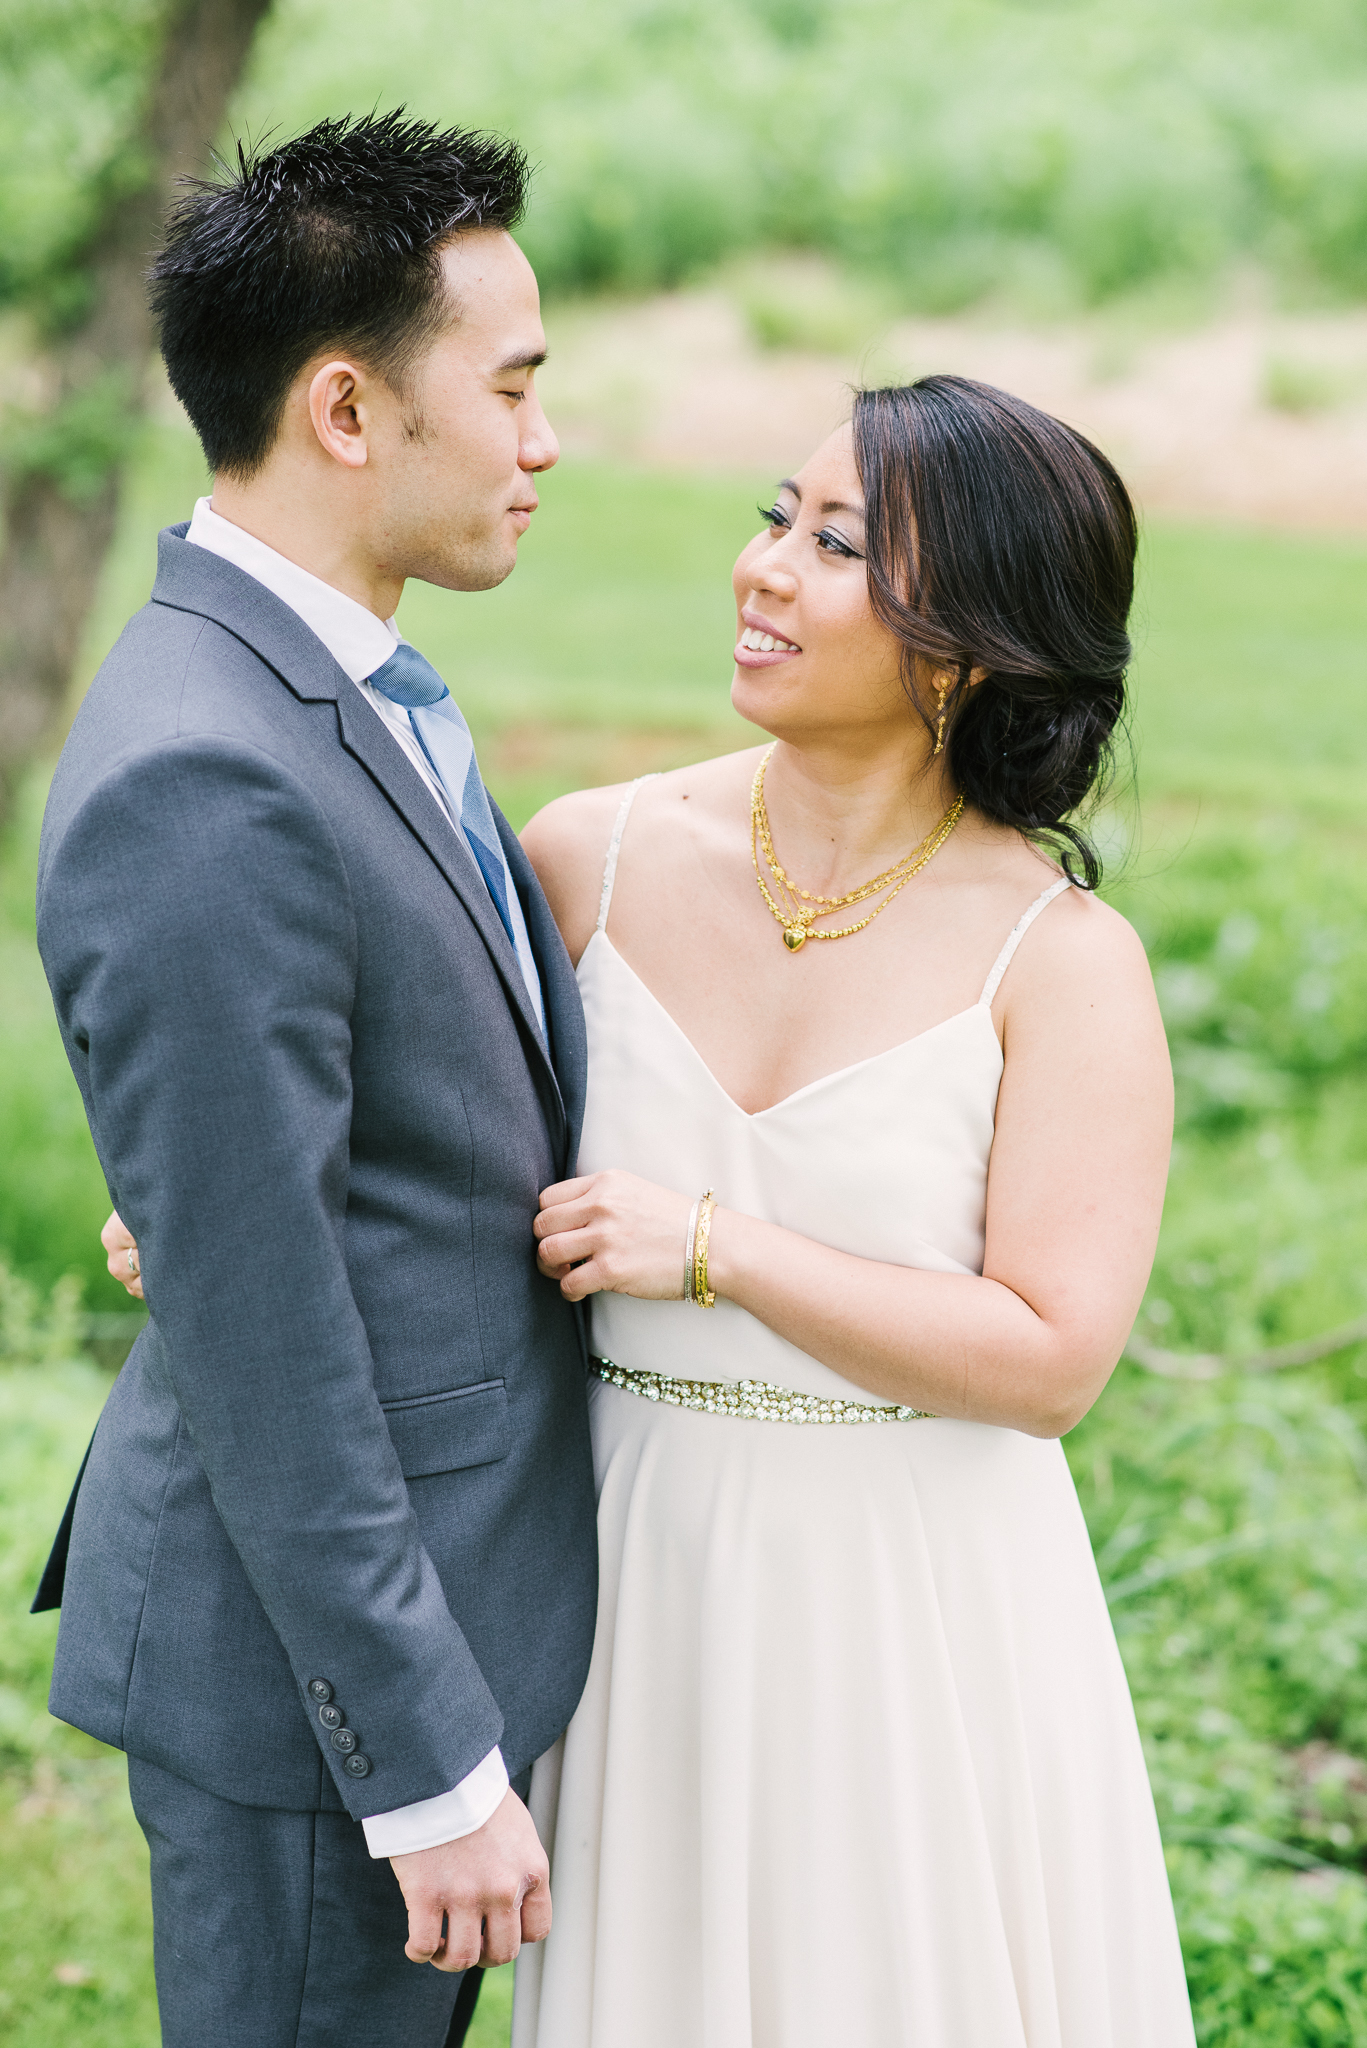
[751,744,965,952]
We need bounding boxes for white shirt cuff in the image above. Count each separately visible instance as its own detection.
[361,1745,509,1859]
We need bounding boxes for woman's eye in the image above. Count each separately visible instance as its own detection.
[758,503,791,530]
[816,527,862,559]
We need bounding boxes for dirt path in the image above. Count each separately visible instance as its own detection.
[540,282,1367,530]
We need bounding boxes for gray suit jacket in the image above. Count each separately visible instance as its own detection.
[33,528,598,1821]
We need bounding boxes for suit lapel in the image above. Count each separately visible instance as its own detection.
[150,529,568,1148]
[496,806,587,1173]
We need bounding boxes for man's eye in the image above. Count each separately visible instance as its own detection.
[816,527,862,559]
[758,503,791,530]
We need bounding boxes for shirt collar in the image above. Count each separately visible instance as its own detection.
[185,497,400,683]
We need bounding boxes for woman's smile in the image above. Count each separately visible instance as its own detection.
[734,605,802,666]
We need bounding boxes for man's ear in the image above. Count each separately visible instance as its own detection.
[307,360,370,469]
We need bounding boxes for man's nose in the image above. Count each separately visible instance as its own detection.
[520,391,559,474]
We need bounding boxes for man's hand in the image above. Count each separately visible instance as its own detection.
[389,1788,551,1972]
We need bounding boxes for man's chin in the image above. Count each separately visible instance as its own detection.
[407,539,519,595]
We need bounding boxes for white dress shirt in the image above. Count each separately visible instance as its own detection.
[186,498,509,1856]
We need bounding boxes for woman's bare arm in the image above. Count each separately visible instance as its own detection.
[534,897,1172,1440]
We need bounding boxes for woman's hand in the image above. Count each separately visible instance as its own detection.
[534,1172,694,1303]
[101,1210,144,1301]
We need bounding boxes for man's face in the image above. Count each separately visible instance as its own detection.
[371,228,559,593]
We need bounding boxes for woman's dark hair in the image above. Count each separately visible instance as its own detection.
[149,111,529,479]
[852,376,1136,889]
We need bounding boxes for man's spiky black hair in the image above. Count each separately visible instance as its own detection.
[150,110,529,477]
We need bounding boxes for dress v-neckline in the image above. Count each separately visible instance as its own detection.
[582,930,1001,1122]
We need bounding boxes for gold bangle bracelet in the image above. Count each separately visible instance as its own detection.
[692,1189,717,1307]
[682,1198,701,1302]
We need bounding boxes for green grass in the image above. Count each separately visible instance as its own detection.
[4,410,1367,2042]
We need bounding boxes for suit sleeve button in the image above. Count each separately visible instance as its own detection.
[343,1753,372,1778]
[318,1704,343,1730]
[307,1679,333,1704]
[330,1728,358,1754]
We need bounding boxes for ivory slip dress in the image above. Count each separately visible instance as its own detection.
[512,783,1194,2048]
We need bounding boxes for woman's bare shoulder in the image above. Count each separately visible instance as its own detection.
[520,782,634,966]
[997,863,1163,1053]
[522,750,764,961]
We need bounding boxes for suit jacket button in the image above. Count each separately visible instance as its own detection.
[318,1704,343,1730]
[307,1679,333,1704]
[344,1753,371,1778]
[330,1728,357,1754]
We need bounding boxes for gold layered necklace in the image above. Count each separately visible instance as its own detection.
[751,744,964,952]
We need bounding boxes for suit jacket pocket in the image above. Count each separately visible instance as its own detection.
[381,1380,509,1478]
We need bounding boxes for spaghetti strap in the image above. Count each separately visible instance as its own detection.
[596,777,654,935]
[978,875,1073,1007]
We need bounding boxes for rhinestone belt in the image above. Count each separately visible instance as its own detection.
[591,1357,935,1424]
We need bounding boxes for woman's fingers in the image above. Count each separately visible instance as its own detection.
[537,1175,594,1212]
[101,1210,134,1256]
[557,1261,604,1303]
[532,1170,697,1301]
[536,1226,598,1276]
[101,1210,145,1299]
[532,1201,593,1243]
[534,1225,606,1298]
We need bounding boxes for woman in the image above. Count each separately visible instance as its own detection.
[109,377,1192,2044]
[514,376,1189,2046]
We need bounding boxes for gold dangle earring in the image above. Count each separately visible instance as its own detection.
[933,675,951,757]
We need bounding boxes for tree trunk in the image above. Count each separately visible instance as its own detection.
[0,0,273,818]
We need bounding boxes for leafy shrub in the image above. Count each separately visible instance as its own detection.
[0,1258,85,1369]
[1106,831,1367,1358]
[13,1,1367,329]
[1171,1851,1367,2046]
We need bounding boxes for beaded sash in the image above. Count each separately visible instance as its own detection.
[592,1357,935,1424]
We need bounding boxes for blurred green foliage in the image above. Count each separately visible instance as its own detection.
[10,0,1367,328]
[0,0,159,323]
[240,0,1367,309]
[1070,1358,1367,2041]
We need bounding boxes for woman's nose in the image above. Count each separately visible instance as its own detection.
[746,552,798,601]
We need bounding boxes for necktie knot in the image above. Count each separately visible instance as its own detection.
[367,642,449,709]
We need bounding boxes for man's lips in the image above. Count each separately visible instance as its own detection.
[510,504,535,533]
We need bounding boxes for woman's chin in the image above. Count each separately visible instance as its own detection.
[730,666,805,730]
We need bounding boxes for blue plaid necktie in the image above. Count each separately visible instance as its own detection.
[367,643,545,1034]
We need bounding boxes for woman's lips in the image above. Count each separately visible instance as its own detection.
[734,638,801,669]
[735,611,801,667]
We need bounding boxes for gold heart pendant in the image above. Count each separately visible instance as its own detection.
[783,924,807,951]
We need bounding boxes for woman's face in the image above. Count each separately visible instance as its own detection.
[730,425,910,746]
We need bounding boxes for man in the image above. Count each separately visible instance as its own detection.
[32,111,598,2047]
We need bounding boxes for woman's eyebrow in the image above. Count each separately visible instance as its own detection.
[778,479,865,518]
